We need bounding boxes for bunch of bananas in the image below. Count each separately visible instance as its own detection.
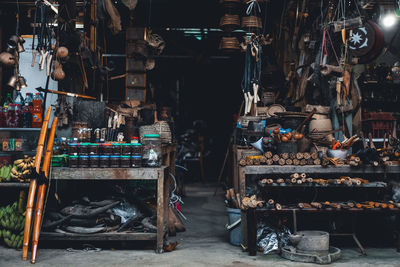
[0,165,12,182]
[10,156,35,183]
[0,202,25,249]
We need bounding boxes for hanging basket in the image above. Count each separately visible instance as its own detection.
[220,14,241,32]
[220,0,242,9]
[219,37,240,52]
[241,16,262,31]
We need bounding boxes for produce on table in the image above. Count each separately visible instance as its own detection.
[0,199,26,249]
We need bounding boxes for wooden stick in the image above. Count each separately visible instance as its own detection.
[281,153,289,160]
[266,159,273,165]
[278,158,285,166]
[311,152,318,160]
[22,108,52,261]
[296,152,304,159]
[300,159,307,166]
[285,159,293,165]
[289,153,296,160]
[303,152,311,160]
[272,154,280,162]
[293,159,300,165]
[31,116,58,264]
[265,151,273,159]
[307,158,314,165]
[290,173,300,179]
[313,158,321,165]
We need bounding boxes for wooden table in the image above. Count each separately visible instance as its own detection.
[43,167,169,253]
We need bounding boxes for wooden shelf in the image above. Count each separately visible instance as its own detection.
[0,128,41,131]
[244,165,400,174]
[0,182,29,188]
[254,207,400,213]
[40,232,156,241]
[51,167,167,180]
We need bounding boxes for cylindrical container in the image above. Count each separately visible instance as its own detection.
[88,143,99,155]
[121,143,132,155]
[78,143,89,155]
[68,143,79,156]
[69,155,79,168]
[101,143,113,155]
[142,134,162,167]
[99,155,110,168]
[110,155,120,168]
[296,231,329,252]
[112,143,122,155]
[131,155,142,168]
[89,155,99,168]
[131,137,139,144]
[132,143,142,156]
[120,155,131,168]
[79,155,89,168]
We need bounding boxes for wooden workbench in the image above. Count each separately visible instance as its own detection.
[42,167,169,253]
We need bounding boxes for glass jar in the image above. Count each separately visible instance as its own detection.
[68,143,79,156]
[131,155,142,168]
[69,155,79,168]
[142,134,162,167]
[99,155,110,168]
[78,143,89,155]
[101,143,113,155]
[79,155,89,168]
[131,137,139,144]
[110,155,120,168]
[120,155,131,168]
[132,143,142,157]
[112,143,122,155]
[89,155,99,168]
[88,143,99,155]
[121,143,132,155]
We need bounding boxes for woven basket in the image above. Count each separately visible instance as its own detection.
[139,125,157,143]
[154,121,172,144]
[220,14,240,32]
[219,37,240,51]
[241,16,262,30]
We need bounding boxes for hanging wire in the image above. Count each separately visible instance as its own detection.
[16,0,20,35]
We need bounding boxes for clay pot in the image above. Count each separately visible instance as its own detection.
[309,118,332,132]
[51,61,65,81]
[56,46,69,59]
[0,52,16,66]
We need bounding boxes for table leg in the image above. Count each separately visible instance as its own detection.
[352,215,366,255]
[247,208,257,256]
[156,169,165,253]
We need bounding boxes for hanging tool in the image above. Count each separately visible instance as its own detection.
[35,87,96,100]
[30,115,58,264]
[31,5,38,67]
[22,108,52,261]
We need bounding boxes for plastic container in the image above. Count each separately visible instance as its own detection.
[131,137,139,144]
[79,155,89,168]
[0,107,6,127]
[121,143,132,155]
[69,155,79,168]
[88,143,99,155]
[226,208,242,246]
[99,155,110,168]
[68,143,79,155]
[131,155,142,168]
[132,143,142,156]
[112,143,122,155]
[120,155,131,168]
[89,155,99,168]
[78,143,89,155]
[101,143,113,155]
[110,155,120,168]
[142,134,161,167]
[32,93,43,128]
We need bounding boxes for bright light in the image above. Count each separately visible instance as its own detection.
[382,14,397,28]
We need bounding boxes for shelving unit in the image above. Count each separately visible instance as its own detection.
[238,164,400,255]
[49,167,170,253]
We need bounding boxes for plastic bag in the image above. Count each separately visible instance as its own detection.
[112,201,141,223]
[257,222,291,254]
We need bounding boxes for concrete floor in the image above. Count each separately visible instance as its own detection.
[1,184,400,267]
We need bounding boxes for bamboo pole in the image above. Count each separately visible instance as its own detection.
[31,116,58,264]
[22,108,52,261]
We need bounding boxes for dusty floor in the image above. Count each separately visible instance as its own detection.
[1,184,400,267]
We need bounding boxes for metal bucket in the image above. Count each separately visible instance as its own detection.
[226,208,241,246]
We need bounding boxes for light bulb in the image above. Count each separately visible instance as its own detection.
[382,14,397,28]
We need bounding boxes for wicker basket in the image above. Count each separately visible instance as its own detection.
[220,14,240,32]
[241,16,262,31]
[139,125,157,143]
[154,121,172,144]
[219,37,240,51]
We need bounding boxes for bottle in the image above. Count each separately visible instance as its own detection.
[6,104,15,128]
[14,92,24,106]
[14,104,22,128]
[39,93,45,107]
[3,93,13,107]
[32,93,43,128]
[22,103,32,128]
[25,93,33,106]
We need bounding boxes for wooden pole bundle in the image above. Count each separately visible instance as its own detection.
[22,108,52,261]
[31,116,58,264]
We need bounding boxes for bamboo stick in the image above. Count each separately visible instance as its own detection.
[22,108,52,261]
[281,153,289,160]
[31,117,58,264]
[289,153,296,159]
[285,159,293,165]
[296,152,304,159]
[265,151,273,159]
